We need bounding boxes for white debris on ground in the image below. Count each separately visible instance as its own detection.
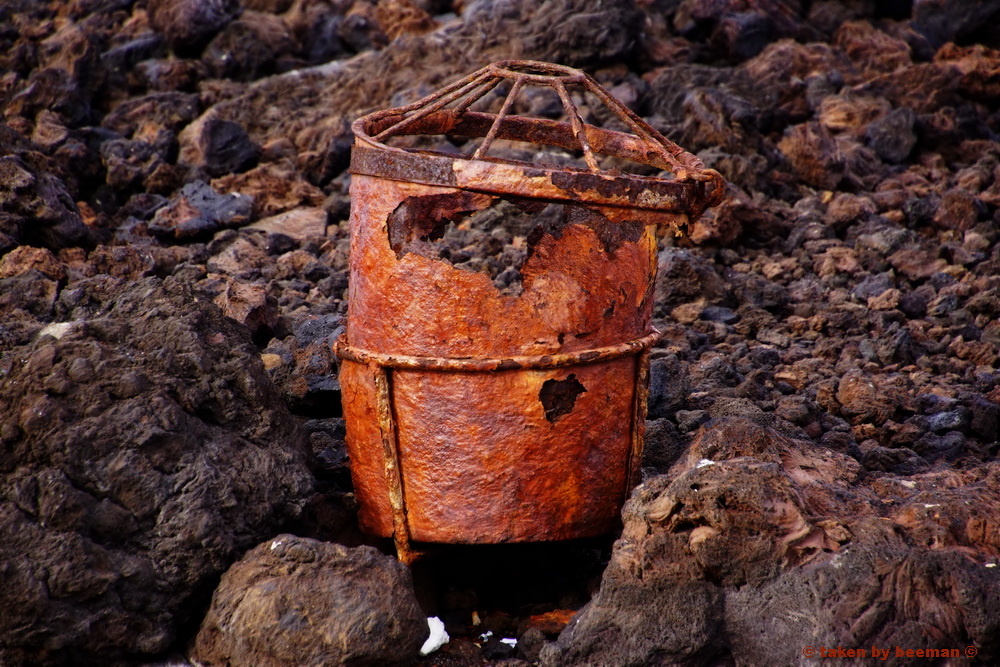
[37,322,76,340]
[420,616,450,656]
[696,458,715,468]
[500,637,518,647]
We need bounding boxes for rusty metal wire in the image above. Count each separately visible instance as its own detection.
[335,330,662,372]
[473,77,524,160]
[355,59,726,221]
[372,365,417,564]
[626,350,652,497]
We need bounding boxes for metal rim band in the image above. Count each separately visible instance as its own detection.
[334,329,662,372]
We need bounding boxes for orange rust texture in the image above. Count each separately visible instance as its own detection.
[347,175,657,357]
[343,174,656,543]
[393,362,634,542]
[339,360,396,536]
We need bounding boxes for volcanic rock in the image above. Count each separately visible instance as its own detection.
[934,188,982,231]
[0,246,66,281]
[913,0,1000,47]
[184,118,261,178]
[864,106,917,163]
[101,92,201,139]
[519,0,645,67]
[647,354,690,419]
[148,0,242,55]
[778,122,844,190]
[0,276,313,665]
[203,12,297,81]
[0,153,92,250]
[148,180,253,240]
[212,275,281,343]
[193,536,427,667]
[655,248,729,313]
[213,162,325,219]
[249,207,327,241]
[543,418,1000,665]
[6,67,91,127]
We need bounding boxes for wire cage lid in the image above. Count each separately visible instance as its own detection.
[351,60,725,220]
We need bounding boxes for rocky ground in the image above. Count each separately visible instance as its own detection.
[1,0,999,665]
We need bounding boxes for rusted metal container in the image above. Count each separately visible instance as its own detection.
[335,61,724,561]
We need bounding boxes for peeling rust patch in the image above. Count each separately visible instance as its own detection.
[387,191,495,259]
[525,204,644,256]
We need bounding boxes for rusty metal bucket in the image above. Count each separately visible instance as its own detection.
[335,61,724,561]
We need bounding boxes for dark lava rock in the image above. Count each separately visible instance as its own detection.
[101,92,201,139]
[912,431,966,462]
[148,180,253,240]
[0,276,313,665]
[969,396,1000,440]
[655,248,728,312]
[193,536,427,667]
[700,305,738,324]
[543,418,1000,666]
[913,0,1000,46]
[645,64,753,127]
[197,118,260,177]
[148,0,242,55]
[99,137,173,193]
[519,0,645,67]
[709,11,774,62]
[864,106,917,163]
[675,409,710,433]
[0,269,61,322]
[642,418,685,473]
[647,354,690,419]
[851,272,894,300]
[778,121,845,190]
[860,443,930,475]
[204,11,297,81]
[0,154,93,250]
[6,68,91,127]
[927,409,969,433]
[2,1,999,664]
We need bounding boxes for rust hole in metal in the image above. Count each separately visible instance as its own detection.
[539,374,587,423]
[386,192,494,258]
[387,193,645,299]
[525,204,643,254]
[387,193,527,296]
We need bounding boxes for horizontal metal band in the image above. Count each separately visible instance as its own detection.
[334,329,662,372]
[349,141,717,214]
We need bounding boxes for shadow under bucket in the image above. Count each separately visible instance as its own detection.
[335,60,725,562]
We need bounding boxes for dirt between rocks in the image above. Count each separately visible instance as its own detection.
[1,0,999,665]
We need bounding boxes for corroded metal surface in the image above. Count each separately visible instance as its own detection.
[337,60,725,551]
[335,330,662,372]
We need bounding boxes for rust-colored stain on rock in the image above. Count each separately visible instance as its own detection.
[335,61,724,560]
